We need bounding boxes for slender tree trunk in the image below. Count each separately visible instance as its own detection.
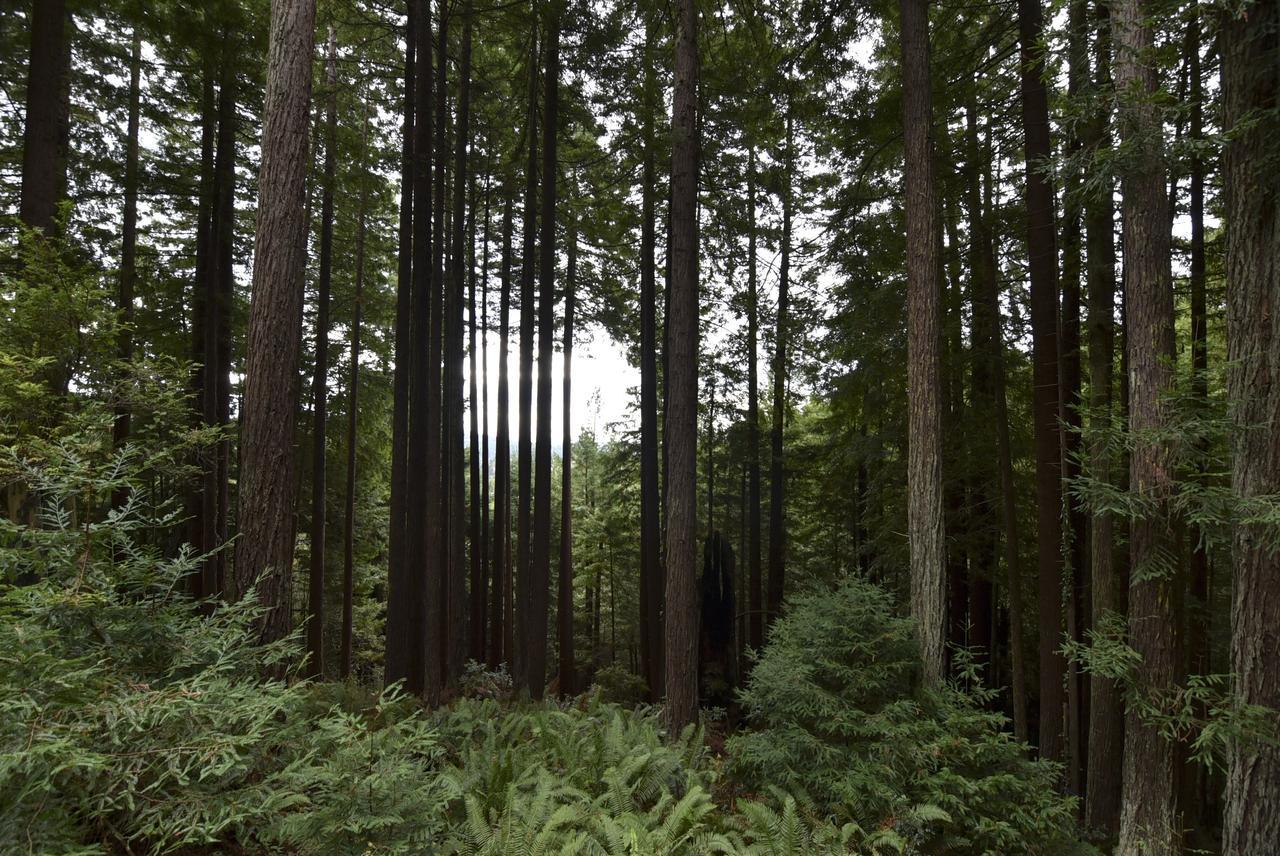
[767,105,792,639]
[530,14,559,700]
[19,0,69,235]
[558,207,577,697]
[1084,1,1123,833]
[385,0,416,691]
[444,0,473,687]
[899,0,946,688]
[342,107,370,681]
[746,145,763,650]
[663,0,700,732]
[490,190,514,668]
[211,52,236,601]
[113,31,142,509]
[638,11,663,702]
[234,0,317,645]
[514,32,539,694]
[307,25,338,680]
[479,174,492,667]
[1016,0,1065,761]
[469,172,486,664]
[1114,0,1183,847]
[1222,7,1280,854]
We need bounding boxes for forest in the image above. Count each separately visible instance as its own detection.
[1,0,1277,852]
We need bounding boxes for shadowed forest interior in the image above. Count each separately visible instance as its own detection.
[2,0,1278,853]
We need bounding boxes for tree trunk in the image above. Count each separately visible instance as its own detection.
[767,106,792,640]
[385,0,417,691]
[19,0,70,235]
[663,0,700,733]
[746,145,763,650]
[478,174,492,667]
[514,31,539,695]
[558,207,577,697]
[234,0,317,645]
[1016,0,1065,762]
[307,25,338,680]
[342,107,370,681]
[638,11,663,703]
[1114,0,1183,847]
[1083,0,1123,834]
[899,0,945,688]
[469,171,486,665]
[211,54,236,601]
[530,14,559,700]
[1222,7,1280,854]
[490,190,514,668]
[113,31,142,509]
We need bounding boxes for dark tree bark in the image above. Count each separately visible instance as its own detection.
[663,0,700,733]
[558,208,577,697]
[469,172,486,665]
[530,14,559,700]
[307,25,338,680]
[490,190,514,668]
[638,11,663,703]
[114,30,142,508]
[342,107,370,681]
[899,0,945,687]
[210,54,237,601]
[1016,0,1065,761]
[1083,1,1123,833]
[234,0,317,645]
[479,177,492,668]
[385,0,417,690]
[444,0,473,687]
[1222,6,1280,854]
[746,145,762,650]
[767,106,792,641]
[19,0,70,235]
[1114,0,1183,847]
[514,32,538,694]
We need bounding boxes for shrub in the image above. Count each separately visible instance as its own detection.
[728,575,1090,855]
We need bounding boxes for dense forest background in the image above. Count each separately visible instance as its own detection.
[1,0,1277,853]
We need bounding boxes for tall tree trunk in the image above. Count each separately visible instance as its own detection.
[234,0,317,645]
[1114,0,1183,847]
[478,174,492,666]
[114,31,142,509]
[558,207,577,697]
[1016,0,1065,761]
[899,0,945,687]
[385,0,417,691]
[307,25,338,680]
[19,0,69,235]
[342,107,370,681]
[767,105,792,639]
[444,0,473,687]
[211,52,236,601]
[530,13,559,700]
[1083,0,1123,833]
[514,32,539,695]
[663,0,700,733]
[638,11,663,703]
[490,190,514,668]
[405,0,441,702]
[746,144,763,650]
[469,173,486,664]
[1222,7,1280,854]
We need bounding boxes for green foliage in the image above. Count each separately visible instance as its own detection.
[591,663,652,707]
[728,576,1089,855]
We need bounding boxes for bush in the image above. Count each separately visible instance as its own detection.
[728,576,1090,855]
[591,662,652,707]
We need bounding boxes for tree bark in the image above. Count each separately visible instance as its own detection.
[385,0,417,691]
[638,11,663,703]
[490,189,514,668]
[767,105,792,641]
[1114,0,1183,847]
[746,145,763,650]
[114,31,142,508]
[1222,6,1280,854]
[19,0,70,235]
[899,0,946,688]
[558,207,577,697]
[234,0,317,645]
[663,0,700,733]
[1083,0,1123,834]
[1016,0,1066,762]
[530,13,559,700]
[469,172,486,665]
[307,25,338,680]
[478,174,492,666]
